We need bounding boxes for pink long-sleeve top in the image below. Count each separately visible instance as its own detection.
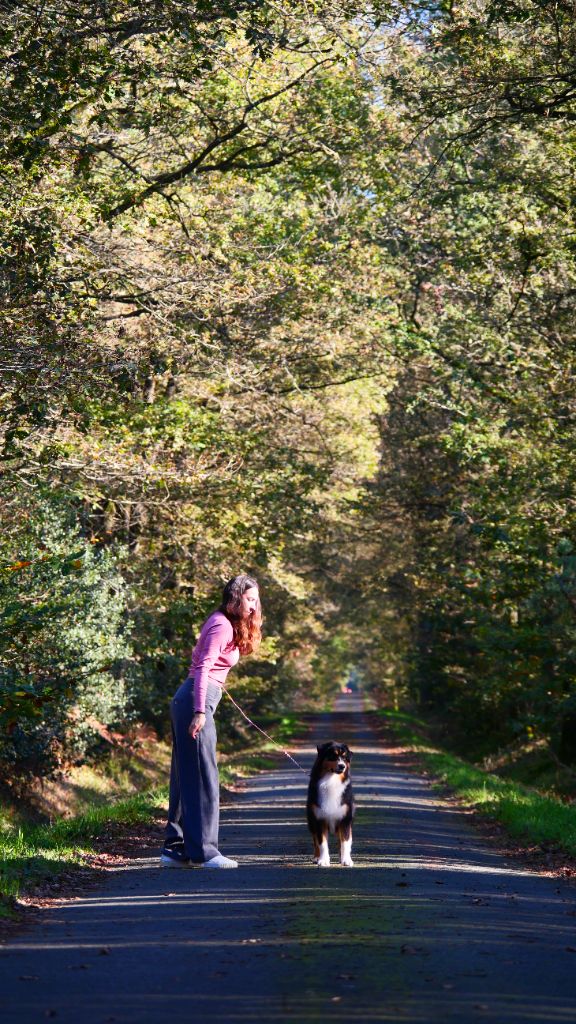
[189,611,240,713]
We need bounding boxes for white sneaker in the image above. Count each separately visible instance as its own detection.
[201,853,238,869]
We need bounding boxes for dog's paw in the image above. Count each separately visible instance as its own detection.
[317,857,331,868]
[340,856,354,867]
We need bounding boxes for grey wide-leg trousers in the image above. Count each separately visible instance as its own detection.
[165,680,222,863]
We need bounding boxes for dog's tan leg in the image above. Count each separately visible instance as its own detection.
[338,824,353,867]
[317,825,330,867]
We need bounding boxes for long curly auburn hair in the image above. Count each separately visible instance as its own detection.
[219,574,262,655]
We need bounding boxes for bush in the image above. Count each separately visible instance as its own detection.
[0,495,133,783]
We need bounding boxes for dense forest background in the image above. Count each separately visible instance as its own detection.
[2,0,576,788]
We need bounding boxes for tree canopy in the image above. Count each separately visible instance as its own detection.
[2,0,576,782]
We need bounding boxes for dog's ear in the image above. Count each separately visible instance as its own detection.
[317,741,333,754]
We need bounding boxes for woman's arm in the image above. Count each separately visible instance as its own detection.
[190,615,233,720]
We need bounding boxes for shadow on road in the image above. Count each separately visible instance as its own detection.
[2,695,576,1023]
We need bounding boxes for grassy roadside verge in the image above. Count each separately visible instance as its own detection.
[218,713,301,787]
[0,712,303,917]
[378,709,576,859]
[0,787,168,917]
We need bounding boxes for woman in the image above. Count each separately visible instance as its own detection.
[160,574,261,869]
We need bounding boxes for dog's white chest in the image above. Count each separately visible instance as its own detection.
[314,774,347,830]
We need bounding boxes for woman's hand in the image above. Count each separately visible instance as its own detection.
[189,712,206,739]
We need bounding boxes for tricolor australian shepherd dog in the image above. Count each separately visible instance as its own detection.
[307,741,355,867]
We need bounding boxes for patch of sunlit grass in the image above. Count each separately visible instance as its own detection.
[0,788,167,903]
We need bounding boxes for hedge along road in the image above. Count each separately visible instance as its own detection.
[2,694,576,1024]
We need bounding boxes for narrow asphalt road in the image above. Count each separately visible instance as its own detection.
[2,694,576,1023]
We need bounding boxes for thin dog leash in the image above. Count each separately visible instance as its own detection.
[221,686,308,775]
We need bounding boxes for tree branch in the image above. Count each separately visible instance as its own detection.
[102,56,335,221]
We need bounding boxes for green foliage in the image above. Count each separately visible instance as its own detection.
[0,494,132,780]
[327,0,576,762]
[2,0,576,791]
